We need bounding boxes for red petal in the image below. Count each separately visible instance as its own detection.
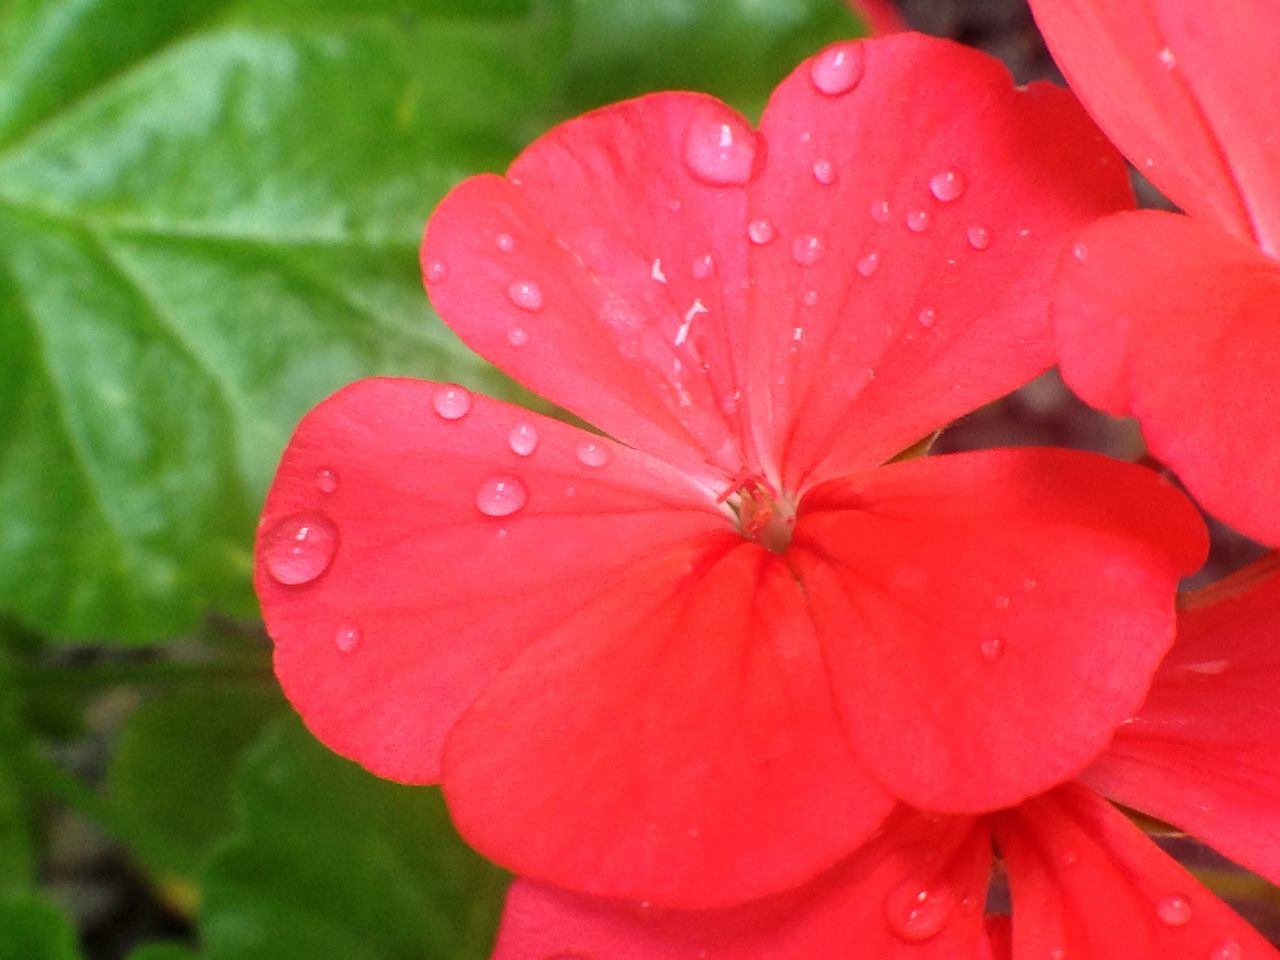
[1054,211,1280,545]
[996,783,1276,960]
[1085,553,1280,886]
[1029,0,1280,252]
[750,34,1132,490]
[442,544,893,908]
[492,811,992,959]
[255,378,724,783]
[789,448,1207,812]
[422,93,755,486]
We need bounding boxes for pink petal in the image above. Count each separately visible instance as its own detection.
[1030,0,1280,253]
[442,544,893,908]
[789,448,1207,812]
[255,378,724,783]
[492,811,992,959]
[1085,553,1280,886]
[749,33,1132,490]
[1054,211,1280,545]
[997,783,1276,960]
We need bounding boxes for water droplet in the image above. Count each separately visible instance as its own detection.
[906,209,932,233]
[683,106,759,187]
[564,485,577,497]
[496,232,515,252]
[1210,939,1242,960]
[802,289,819,306]
[507,327,529,347]
[995,594,1011,611]
[432,384,472,420]
[262,512,339,586]
[929,169,967,202]
[870,199,892,224]
[748,219,776,245]
[1061,850,1079,867]
[335,624,362,654]
[507,280,545,312]
[980,634,1005,660]
[1159,47,1177,68]
[315,468,338,494]
[1023,577,1038,591]
[856,251,880,277]
[917,306,937,328]
[967,225,992,250]
[509,423,538,457]
[884,881,955,943]
[691,253,715,279]
[425,261,448,284]
[812,158,837,185]
[1071,241,1089,262]
[791,234,824,266]
[810,42,866,96]
[576,442,611,468]
[650,258,668,284]
[476,475,528,517]
[792,326,804,342]
[1156,894,1192,927]
[668,198,683,213]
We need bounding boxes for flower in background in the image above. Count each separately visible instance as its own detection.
[255,33,1203,910]
[1028,0,1280,545]
[495,554,1280,960]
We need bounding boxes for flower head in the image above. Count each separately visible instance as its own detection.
[255,33,1205,908]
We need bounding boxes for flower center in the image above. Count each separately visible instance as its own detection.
[721,475,796,552]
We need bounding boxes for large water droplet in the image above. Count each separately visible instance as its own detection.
[856,251,880,278]
[791,234,824,267]
[929,169,967,202]
[1156,894,1192,927]
[507,280,545,312]
[906,209,932,233]
[425,261,448,284]
[432,384,472,420]
[262,512,339,586]
[335,624,362,654]
[476,475,528,517]
[884,881,955,943]
[870,199,892,224]
[577,442,611,468]
[748,219,776,245]
[810,42,866,96]
[509,423,538,457]
[812,158,837,185]
[691,253,715,280]
[315,468,338,494]
[966,225,992,250]
[507,327,529,348]
[684,107,759,187]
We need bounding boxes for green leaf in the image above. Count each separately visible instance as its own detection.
[0,644,36,894]
[559,0,863,118]
[0,0,567,641]
[0,894,83,960]
[200,717,507,960]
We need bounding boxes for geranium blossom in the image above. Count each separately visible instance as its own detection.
[254,33,1206,908]
[494,554,1280,959]
[1026,0,1280,545]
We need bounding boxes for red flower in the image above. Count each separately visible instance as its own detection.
[493,554,1280,959]
[1027,0,1280,545]
[254,34,1205,908]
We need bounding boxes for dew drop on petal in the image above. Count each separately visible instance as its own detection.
[791,234,824,267]
[509,423,538,457]
[262,512,339,586]
[507,280,545,312]
[315,468,338,494]
[995,594,1011,611]
[1210,940,1242,960]
[856,251,880,278]
[870,199,892,224]
[1023,577,1038,591]
[966,225,991,250]
[1072,241,1090,262]
[496,232,515,252]
[802,289,819,306]
[576,441,611,468]
[692,253,715,279]
[425,261,448,284]
[335,624,362,654]
[906,209,932,233]
[684,107,759,187]
[917,306,937,328]
[884,881,955,943]
[1159,46,1177,68]
[812,158,837,185]
[651,258,667,283]
[432,384,472,420]
[507,326,529,347]
[1156,894,1192,927]
[476,475,528,517]
[809,42,866,96]
[980,634,1005,661]
[748,219,776,245]
[929,169,967,202]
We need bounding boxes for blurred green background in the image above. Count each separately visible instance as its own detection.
[0,0,869,956]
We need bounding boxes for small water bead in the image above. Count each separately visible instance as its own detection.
[980,634,1005,661]
[870,199,892,224]
[1159,46,1178,68]
[651,258,668,283]
[475,474,528,517]
[1210,940,1242,960]
[812,158,837,185]
[507,280,545,312]
[691,253,715,280]
[315,468,338,494]
[906,209,932,233]
[995,594,1011,611]
[748,219,776,245]
[334,624,362,654]
[432,384,472,420]
[929,169,967,203]
[507,327,529,348]
[809,42,866,96]
[802,289,819,306]
[966,225,992,250]
[1156,894,1192,927]
[1071,241,1090,263]
[509,423,538,457]
[262,512,339,586]
[425,260,448,284]
[791,234,825,267]
[917,306,937,328]
[856,251,881,278]
[884,881,955,943]
[577,441,611,468]
[496,232,515,252]
[683,107,759,186]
